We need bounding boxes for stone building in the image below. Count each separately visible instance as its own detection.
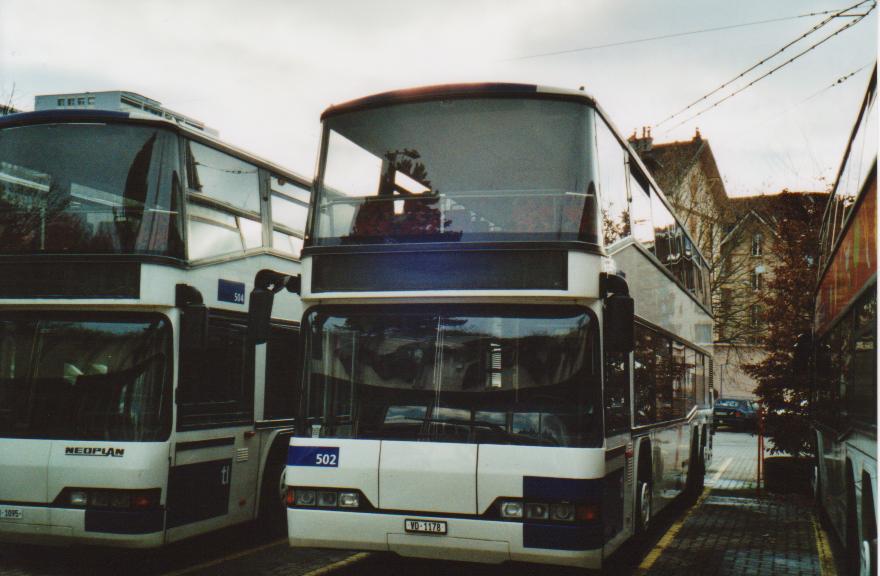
[630,128,826,400]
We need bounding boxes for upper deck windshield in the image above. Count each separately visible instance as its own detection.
[0,313,171,441]
[0,122,182,257]
[314,98,599,246]
[302,306,600,447]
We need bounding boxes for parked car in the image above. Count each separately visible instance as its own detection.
[713,398,758,431]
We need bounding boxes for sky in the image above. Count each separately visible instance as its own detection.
[0,0,876,197]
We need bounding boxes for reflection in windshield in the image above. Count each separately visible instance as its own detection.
[303,307,599,447]
[0,123,182,256]
[316,98,599,245]
[0,315,171,441]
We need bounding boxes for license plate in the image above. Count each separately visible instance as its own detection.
[0,507,22,520]
[404,519,447,534]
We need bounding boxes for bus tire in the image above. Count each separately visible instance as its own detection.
[636,479,652,534]
[687,431,704,497]
[862,476,877,576]
[635,441,652,534]
[845,465,863,576]
[259,441,289,536]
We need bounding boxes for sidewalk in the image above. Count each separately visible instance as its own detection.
[640,431,837,576]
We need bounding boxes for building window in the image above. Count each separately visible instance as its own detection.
[56,98,64,106]
[67,98,75,105]
[77,98,85,105]
[751,268,764,291]
[87,96,95,105]
[751,232,763,256]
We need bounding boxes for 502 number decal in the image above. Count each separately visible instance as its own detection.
[315,453,337,466]
[289,446,340,467]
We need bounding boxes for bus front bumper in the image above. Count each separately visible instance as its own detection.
[288,508,604,569]
[0,505,164,548]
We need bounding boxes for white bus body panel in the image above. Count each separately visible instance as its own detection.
[476,444,604,512]
[287,437,608,568]
[380,441,477,514]
[0,441,168,547]
[289,509,601,568]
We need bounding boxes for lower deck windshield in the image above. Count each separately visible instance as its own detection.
[0,313,171,441]
[302,306,600,447]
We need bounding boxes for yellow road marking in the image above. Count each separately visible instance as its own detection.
[300,552,371,576]
[158,537,286,576]
[711,457,733,484]
[635,487,710,575]
[813,514,838,576]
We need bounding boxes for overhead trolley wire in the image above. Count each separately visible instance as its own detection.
[662,5,876,132]
[654,0,874,128]
[502,7,861,62]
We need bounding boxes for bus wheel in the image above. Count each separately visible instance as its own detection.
[846,472,862,576]
[636,480,652,534]
[259,444,288,536]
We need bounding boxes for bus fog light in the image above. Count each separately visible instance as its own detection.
[339,492,359,508]
[91,491,109,508]
[550,503,575,522]
[317,491,338,507]
[110,493,130,509]
[500,501,523,519]
[525,502,549,520]
[69,490,88,507]
[294,489,316,506]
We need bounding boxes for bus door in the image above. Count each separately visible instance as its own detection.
[167,314,260,539]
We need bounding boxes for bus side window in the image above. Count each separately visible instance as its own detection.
[603,348,630,435]
[264,325,301,420]
[633,325,656,426]
[178,313,254,429]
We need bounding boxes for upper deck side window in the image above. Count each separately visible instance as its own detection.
[819,78,877,270]
[627,159,711,307]
[314,98,599,246]
[269,175,308,259]
[597,118,630,246]
[184,140,264,261]
[0,122,183,257]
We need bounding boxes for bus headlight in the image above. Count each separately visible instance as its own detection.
[499,500,523,519]
[550,503,575,522]
[317,491,338,507]
[294,489,316,506]
[339,492,360,508]
[69,490,88,507]
[524,502,549,520]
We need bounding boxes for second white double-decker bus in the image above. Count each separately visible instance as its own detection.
[0,107,310,546]
[260,83,714,569]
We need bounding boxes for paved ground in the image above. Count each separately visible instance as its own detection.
[638,430,840,576]
[0,431,843,576]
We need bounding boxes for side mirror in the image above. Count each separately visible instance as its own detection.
[605,294,635,354]
[248,287,274,345]
[248,269,301,345]
[176,284,208,351]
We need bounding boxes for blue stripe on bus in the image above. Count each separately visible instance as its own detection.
[522,476,602,504]
[84,509,164,534]
[522,523,604,550]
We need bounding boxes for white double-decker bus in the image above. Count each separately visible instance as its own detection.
[811,65,876,576]
[257,83,714,569]
[0,107,310,546]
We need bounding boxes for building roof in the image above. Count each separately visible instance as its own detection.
[721,191,829,245]
[630,129,729,207]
